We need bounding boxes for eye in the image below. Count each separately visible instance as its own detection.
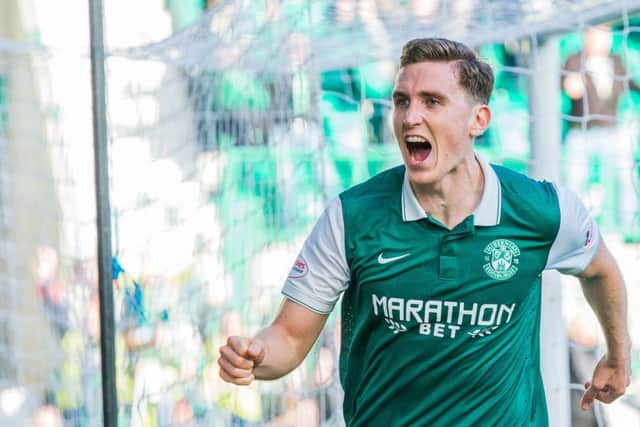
[426,97,440,106]
[394,97,409,108]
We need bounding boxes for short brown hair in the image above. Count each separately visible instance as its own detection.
[400,38,494,105]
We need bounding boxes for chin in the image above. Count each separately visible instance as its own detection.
[405,168,440,186]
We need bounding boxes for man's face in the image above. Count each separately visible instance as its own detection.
[392,60,486,186]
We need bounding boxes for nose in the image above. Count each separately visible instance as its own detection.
[402,105,422,128]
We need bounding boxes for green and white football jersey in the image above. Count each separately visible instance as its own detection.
[282,155,599,427]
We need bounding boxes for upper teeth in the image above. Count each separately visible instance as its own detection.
[406,136,428,143]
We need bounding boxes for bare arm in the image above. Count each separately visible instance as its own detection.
[576,238,631,410]
[219,298,328,385]
[253,299,329,379]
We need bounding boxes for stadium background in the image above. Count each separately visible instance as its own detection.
[0,0,639,426]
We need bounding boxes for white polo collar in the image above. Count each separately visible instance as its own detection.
[400,153,502,226]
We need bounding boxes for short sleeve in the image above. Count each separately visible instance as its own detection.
[545,184,600,274]
[281,197,350,314]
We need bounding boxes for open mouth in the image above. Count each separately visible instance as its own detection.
[405,136,432,162]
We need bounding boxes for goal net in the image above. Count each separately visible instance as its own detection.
[1,0,640,426]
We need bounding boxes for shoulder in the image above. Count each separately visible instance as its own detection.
[493,165,560,234]
[493,164,558,203]
[338,165,404,231]
[340,165,404,204]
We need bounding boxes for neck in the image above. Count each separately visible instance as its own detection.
[410,153,485,229]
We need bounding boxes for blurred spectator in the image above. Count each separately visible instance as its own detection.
[562,25,640,237]
[33,405,63,427]
[172,398,195,426]
[32,248,97,426]
[563,26,638,126]
[33,246,68,338]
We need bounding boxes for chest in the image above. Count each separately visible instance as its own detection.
[346,219,551,305]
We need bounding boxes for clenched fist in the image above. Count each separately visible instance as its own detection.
[218,336,265,386]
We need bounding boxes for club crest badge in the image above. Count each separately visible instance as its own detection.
[483,239,520,280]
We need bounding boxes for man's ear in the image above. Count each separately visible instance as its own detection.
[469,104,491,137]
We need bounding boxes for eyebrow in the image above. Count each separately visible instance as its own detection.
[392,90,448,101]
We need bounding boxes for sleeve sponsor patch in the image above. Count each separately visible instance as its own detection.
[584,218,595,249]
[288,255,309,279]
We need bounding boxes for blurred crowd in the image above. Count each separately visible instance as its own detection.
[31,249,343,427]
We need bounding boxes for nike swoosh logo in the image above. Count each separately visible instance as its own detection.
[377,252,411,264]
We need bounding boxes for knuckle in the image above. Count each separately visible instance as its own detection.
[220,346,247,367]
[227,336,239,348]
[232,368,248,378]
[219,357,252,379]
[229,335,248,351]
[227,336,238,348]
[218,345,229,358]
[234,354,253,369]
[218,358,231,374]
[230,366,250,378]
[612,386,626,395]
[220,368,250,386]
[219,346,233,362]
[219,368,231,382]
[231,353,250,368]
[218,356,234,371]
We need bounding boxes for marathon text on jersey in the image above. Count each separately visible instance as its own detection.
[372,294,516,339]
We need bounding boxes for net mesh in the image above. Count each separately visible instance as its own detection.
[0,20,103,427]
[1,0,640,426]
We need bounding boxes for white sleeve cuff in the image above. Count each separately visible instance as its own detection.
[280,197,350,314]
[282,283,335,314]
[546,184,601,274]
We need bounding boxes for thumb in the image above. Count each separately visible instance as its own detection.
[247,339,265,365]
